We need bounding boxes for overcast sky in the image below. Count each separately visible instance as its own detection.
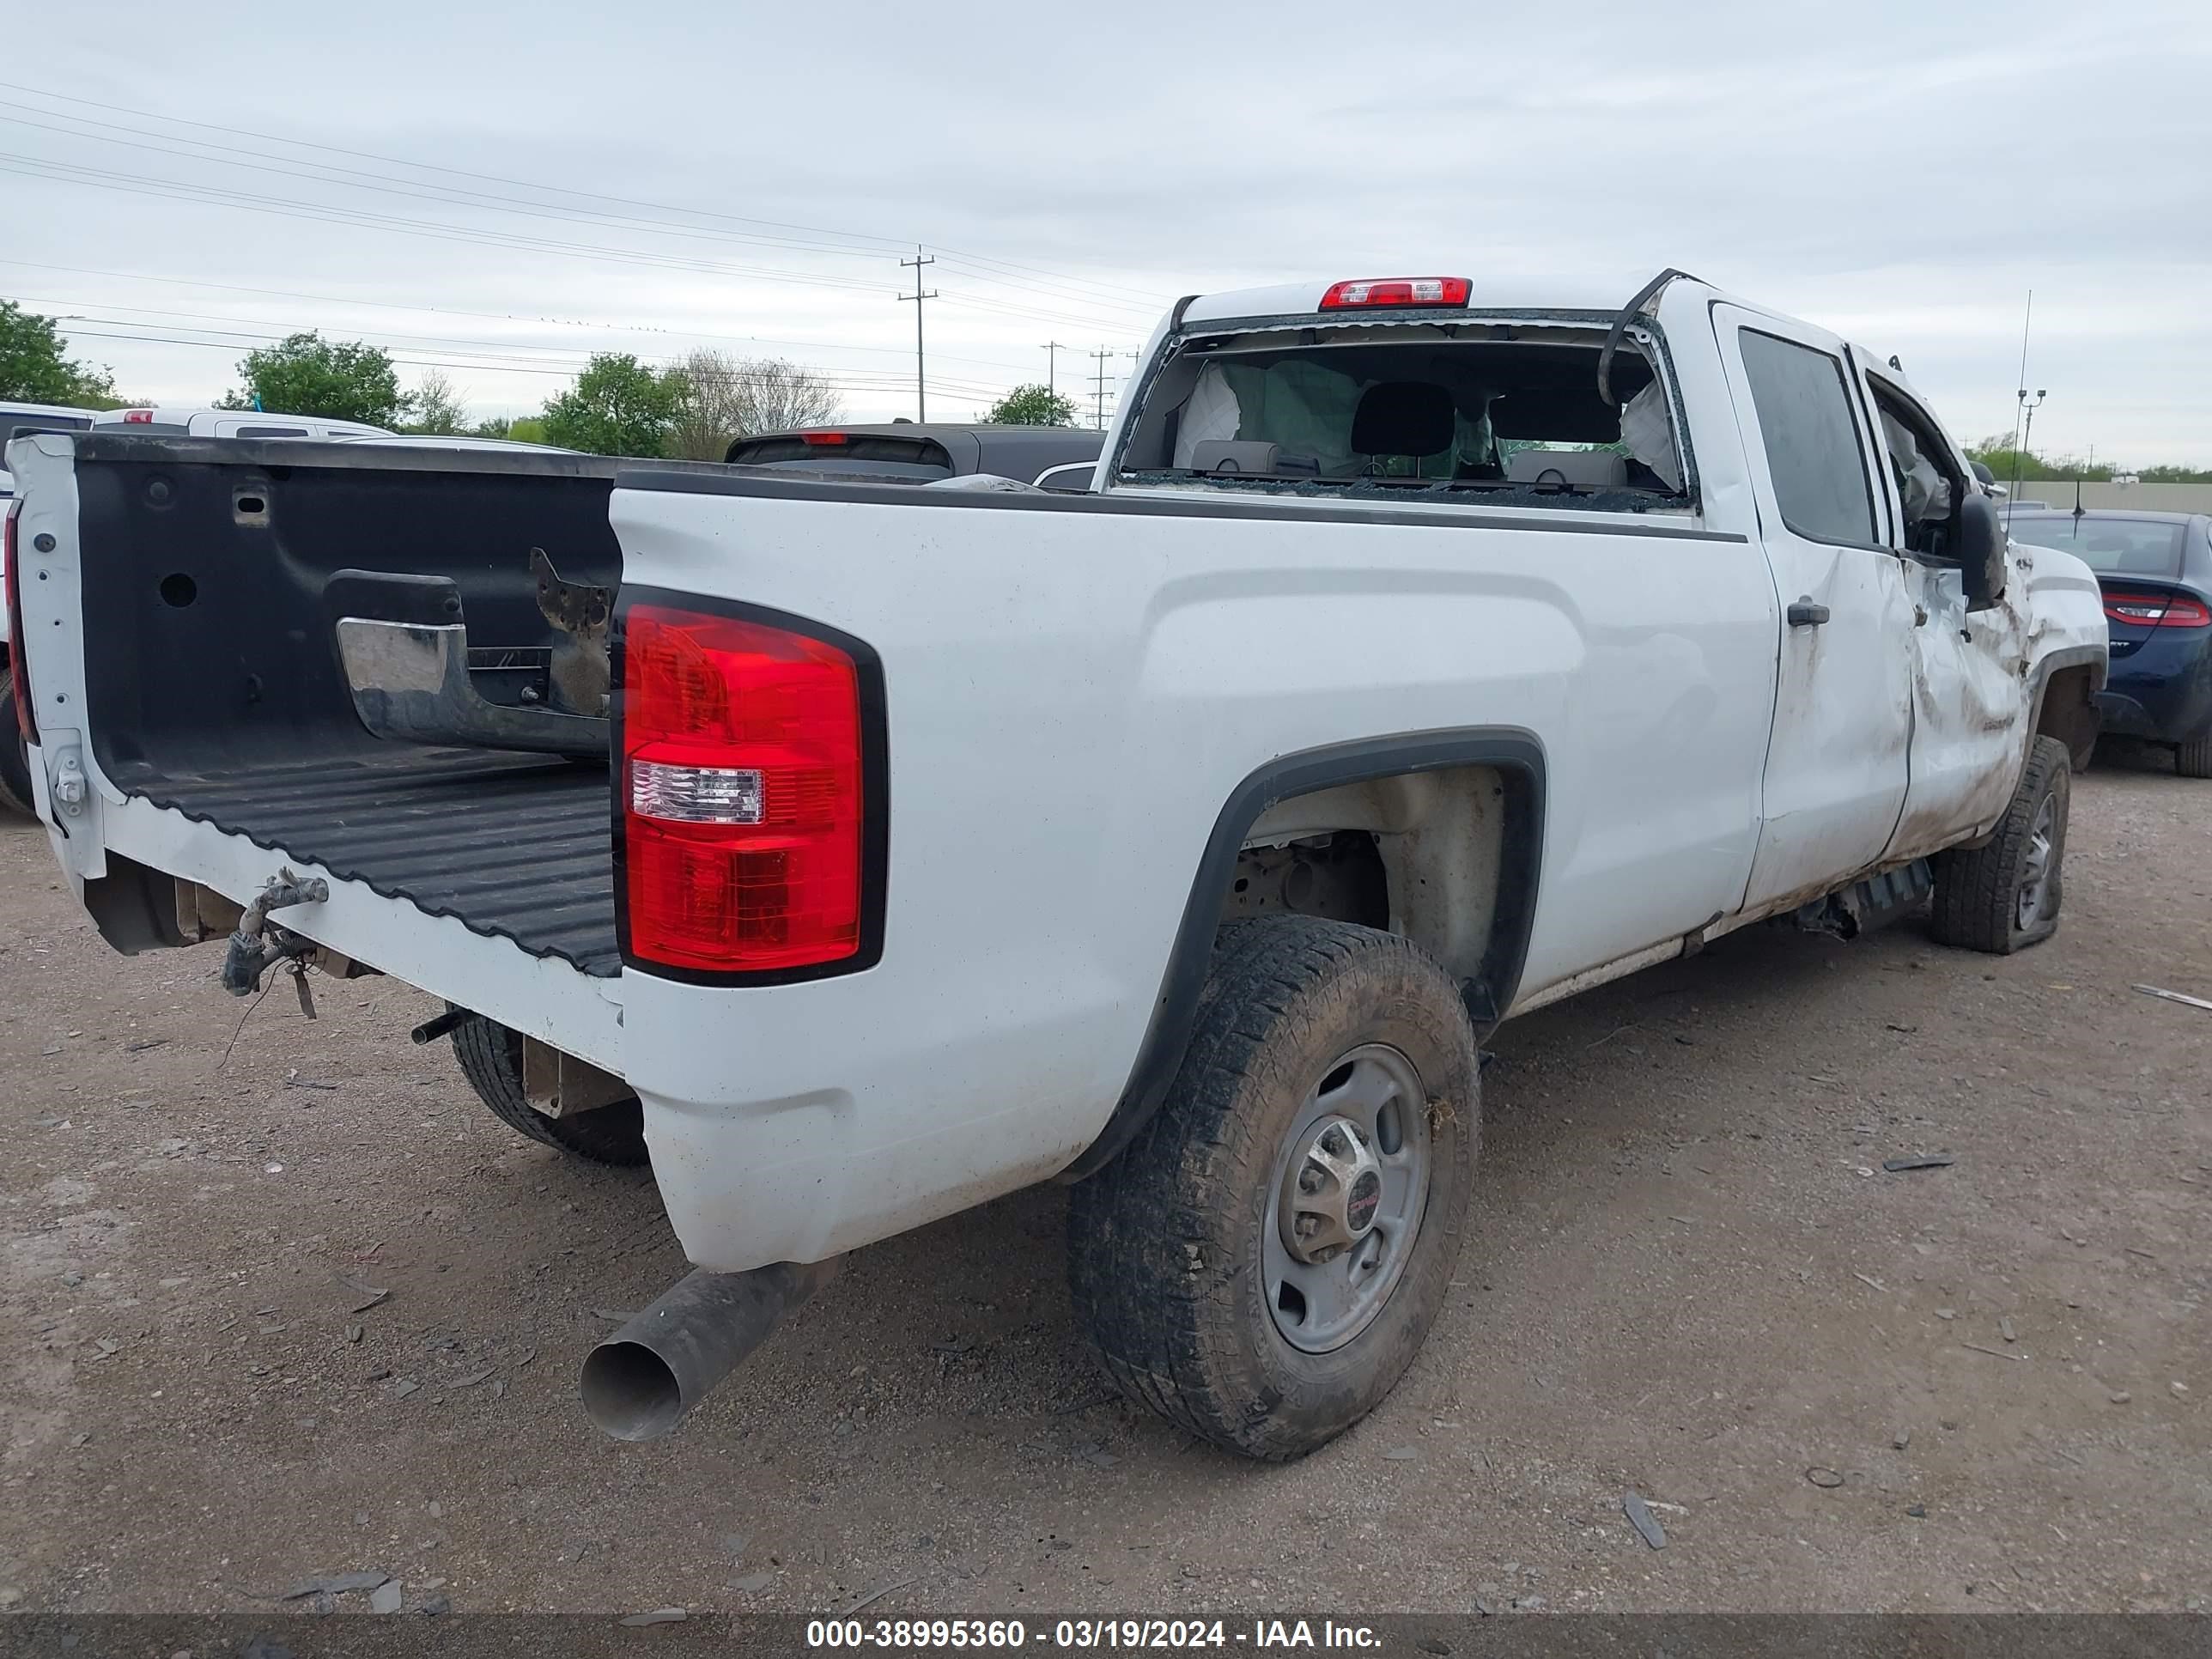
[6,0,2209,460]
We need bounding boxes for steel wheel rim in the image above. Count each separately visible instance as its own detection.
[1263,1042,1431,1354]
[2016,793,2058,930]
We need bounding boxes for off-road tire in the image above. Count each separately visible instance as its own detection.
[1928,735,2071,953]
[0,676,35,818]
[2175,731,2212,780]
[448,1008,649,1166]
[1068,916,1480,1461]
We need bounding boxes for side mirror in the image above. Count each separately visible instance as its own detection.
[1958,490,2008,611]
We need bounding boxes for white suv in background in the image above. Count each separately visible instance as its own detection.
[91,406,392,440]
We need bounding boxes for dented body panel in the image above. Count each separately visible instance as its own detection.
[1887,556,2029,860]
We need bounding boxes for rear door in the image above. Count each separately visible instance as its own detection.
[1713,306,1915,913]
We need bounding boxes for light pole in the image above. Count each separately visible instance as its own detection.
[2019,387,2046,461]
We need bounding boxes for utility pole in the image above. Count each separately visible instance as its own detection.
[898,246,938,421]
[1043,342,1067,398]
[1090,346,1115,430]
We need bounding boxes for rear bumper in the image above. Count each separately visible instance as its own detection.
[2098,630,2212,743]
[621,957,1133,1273]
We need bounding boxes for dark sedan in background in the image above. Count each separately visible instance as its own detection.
[2008,509,2212,776]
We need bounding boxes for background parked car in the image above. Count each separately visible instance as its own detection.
[2008,509,2212,775]
[90,405,392,440]
[725,422,1103,489]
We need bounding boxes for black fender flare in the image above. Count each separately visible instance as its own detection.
[1060,727,1546,1181]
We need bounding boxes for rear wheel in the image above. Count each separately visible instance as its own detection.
[1068,917,1480,1461]
[1928,735,2071,953]
[2176,732,2212,779]
[448,1009,649,1166]
[0,674,34,818]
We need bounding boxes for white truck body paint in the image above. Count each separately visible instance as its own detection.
[608,483,1778,1267]
[9,273,2110,1278]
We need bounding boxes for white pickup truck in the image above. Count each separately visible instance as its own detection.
[4,270,2106,1461]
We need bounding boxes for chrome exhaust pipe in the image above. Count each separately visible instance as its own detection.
[580,1258,841,1441]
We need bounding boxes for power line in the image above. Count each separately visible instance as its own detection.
[21,291,1029,392]
[0,154,894,295]
[932,290,1148,333]
[921,247,1168,309]
[53,318,1012,399]
[0,108,898,266]
[0,82,916,254]
[2,149,1151,335]
[0,257,1046,374]
[0,82,1170,313]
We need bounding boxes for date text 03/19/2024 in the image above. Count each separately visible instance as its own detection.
[804,1618,1382,1649]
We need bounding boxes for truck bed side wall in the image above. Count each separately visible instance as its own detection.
[608,476,1781,1270]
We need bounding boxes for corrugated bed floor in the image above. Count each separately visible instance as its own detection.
[111,750,620,976]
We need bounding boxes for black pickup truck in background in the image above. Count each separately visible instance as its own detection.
[725,422,1103,489]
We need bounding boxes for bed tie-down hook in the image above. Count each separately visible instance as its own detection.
[221,867,330,1016]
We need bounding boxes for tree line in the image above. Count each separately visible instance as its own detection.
[1964,435,2212,487]
[9,301,2208,476]
[2,301,1081,455]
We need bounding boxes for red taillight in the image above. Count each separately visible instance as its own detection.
[121,409,155,423]
[3,507,33,743]
[2103,589,2212,629]
[799,431,848,447]
[1319,277,1471,310]
[620,603,873,976]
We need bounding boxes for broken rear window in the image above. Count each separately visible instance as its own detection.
[1114,319,1687,511]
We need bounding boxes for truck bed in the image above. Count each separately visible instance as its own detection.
[56,435,626,975]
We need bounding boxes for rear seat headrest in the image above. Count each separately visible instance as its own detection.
[1351,382,1455,457]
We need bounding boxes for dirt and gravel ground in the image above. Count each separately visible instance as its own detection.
[1,747,2206,1621]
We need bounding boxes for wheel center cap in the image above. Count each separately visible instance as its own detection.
[1280,1115,1388,1264]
